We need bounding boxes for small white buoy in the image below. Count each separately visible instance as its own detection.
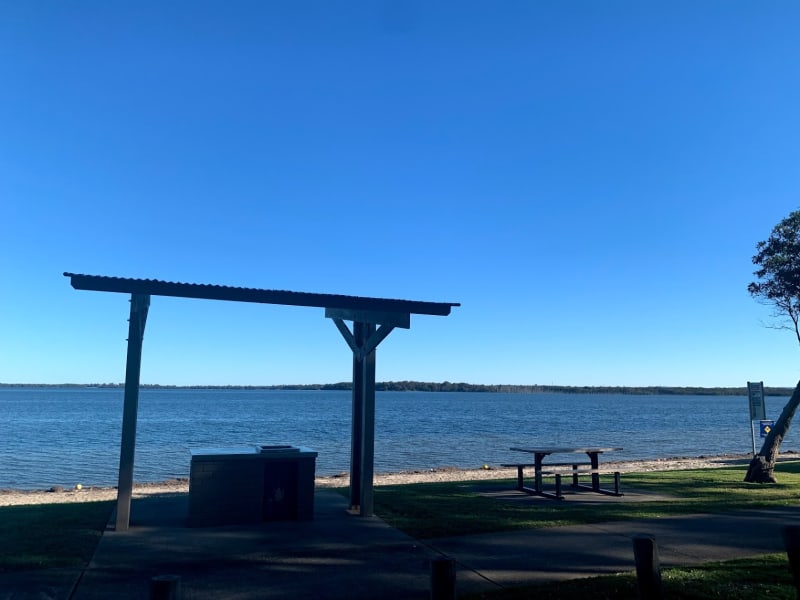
[75,483,83,490]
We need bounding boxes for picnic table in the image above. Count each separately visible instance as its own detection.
[504,446,623,500]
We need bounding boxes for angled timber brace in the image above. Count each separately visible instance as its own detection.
[326,308,410,516]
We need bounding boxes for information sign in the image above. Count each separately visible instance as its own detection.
[760,420,775,438]
[748,381,766,421]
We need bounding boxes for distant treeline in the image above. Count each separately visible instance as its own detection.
[267,381,794,396]
[0,381,793,396]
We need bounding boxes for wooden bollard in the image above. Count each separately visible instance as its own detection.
[782,525,800,596]
[150,574,182,600]
[430,556,456,600]
[632,534,663,600]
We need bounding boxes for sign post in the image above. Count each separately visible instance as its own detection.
[748,381,767,455]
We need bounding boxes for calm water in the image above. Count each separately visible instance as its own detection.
[0,387,791,490]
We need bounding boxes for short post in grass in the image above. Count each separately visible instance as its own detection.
[430,556,456,600]
[632,534,663,600]
[149,574,182,600]
[782,525,800,595]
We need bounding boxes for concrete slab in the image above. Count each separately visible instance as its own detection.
[424,506,800,596]
[72,490,439,599]
[587,507,800,565]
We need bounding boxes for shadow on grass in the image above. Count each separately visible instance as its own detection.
[0,501,114,572]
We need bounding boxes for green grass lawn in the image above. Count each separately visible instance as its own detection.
[0,501,113,572]
[372,461,800,539]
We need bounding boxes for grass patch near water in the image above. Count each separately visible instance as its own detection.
[0,501,113,572]
[373,462,800,539]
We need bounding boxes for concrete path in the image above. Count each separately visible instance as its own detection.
[427,507,800,594]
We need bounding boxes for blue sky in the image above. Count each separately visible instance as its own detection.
[2,2,800,387]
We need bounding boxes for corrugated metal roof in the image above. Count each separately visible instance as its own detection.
[63,273,459,316]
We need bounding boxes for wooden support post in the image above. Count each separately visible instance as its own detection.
[430,557,456,600]
[328,311,400,517]
[115,293,149,531]
[360,323,376,517]
[632,534,663,600]
[349,322,365,512]
[782,525,800,596]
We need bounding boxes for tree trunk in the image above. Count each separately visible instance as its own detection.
[744,380,800,483]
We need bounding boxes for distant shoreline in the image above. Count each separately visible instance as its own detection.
[0,382,793,396]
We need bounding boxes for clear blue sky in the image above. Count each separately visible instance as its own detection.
[2,2,800,387]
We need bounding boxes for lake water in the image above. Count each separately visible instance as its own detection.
[0,387,791,490]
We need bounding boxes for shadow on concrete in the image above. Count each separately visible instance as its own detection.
[72,490,440,599]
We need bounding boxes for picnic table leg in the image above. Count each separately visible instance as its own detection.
[516,466,524,490]
[589,452,600,492]
[534,453,545,494]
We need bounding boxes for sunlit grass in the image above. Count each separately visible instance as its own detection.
[372,462,800,539]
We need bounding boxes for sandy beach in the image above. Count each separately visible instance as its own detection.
[0,452,781,508]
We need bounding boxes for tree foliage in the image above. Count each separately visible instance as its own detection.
[745,209,800,483]
[748,210,800,344]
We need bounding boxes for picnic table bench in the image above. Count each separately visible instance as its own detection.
[503,447,623,500]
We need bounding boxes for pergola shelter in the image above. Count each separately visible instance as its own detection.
[64,273,458,531]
